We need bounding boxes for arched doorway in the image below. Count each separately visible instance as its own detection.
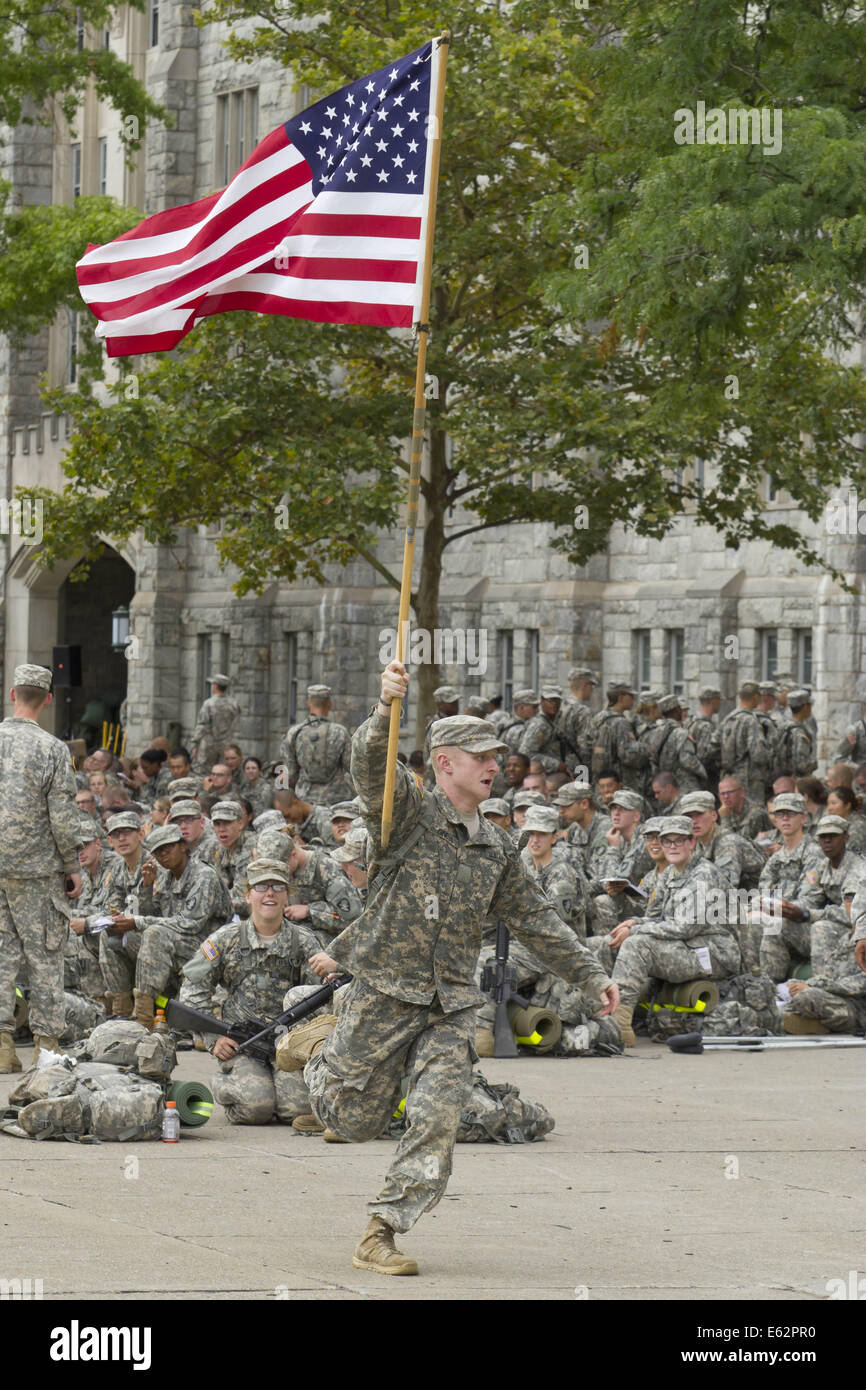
[56,548,136,744]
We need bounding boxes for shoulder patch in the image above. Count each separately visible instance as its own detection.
[847,733,857,745]
[805,870,819,886]
[201,939,219,960]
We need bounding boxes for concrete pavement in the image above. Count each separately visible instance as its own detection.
[1,1038,863,1301]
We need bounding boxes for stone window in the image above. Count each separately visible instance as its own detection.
[98,137,108,195]
[634,629,651,690]
[216,88,260,186]
[526,629,539,694]
[148,0,159,49]
[667,629,684,696]
[499,630,514,711]
[286,632,299,725]
[198,633,230,695]
[760,629,778,680]
[71,142,81,200]
[796,630,813,687]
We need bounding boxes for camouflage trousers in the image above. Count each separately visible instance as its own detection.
[0,875,68,1035]
[61,989,107,1045]
[304,978,476,1233]
[213,1053,313,1125]
[612,932,741,1010]
[66,931,107,1002]
[98,928,142,996]
[758,915,812,982]
[783,986,866,1033]
[135,926,201,998]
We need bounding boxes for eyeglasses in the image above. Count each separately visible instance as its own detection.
[250,882,288,894]
[660,835,691,847]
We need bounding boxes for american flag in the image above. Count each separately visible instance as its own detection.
[76,39,440,357]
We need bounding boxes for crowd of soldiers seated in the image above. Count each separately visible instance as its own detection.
[34,668,864,1132]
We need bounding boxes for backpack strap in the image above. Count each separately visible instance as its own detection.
[368,794,440,889]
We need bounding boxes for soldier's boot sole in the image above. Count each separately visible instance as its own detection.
[782,1013,828,1035]
[613,1004,636,1047]
[0,1032,22,1074]
[291,1113,325,1134]
[111,993,135,1019]
[274,1014,338,1072]
[352,1219,418,1276]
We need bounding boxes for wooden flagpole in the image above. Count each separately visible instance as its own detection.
[380,29,450,849]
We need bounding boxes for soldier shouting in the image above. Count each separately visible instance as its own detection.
[276,658,618,1277]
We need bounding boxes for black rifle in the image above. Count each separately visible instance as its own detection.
[480,921,529,1058]
[165,975,351,1063]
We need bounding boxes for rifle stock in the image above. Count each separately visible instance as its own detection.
[481,921,528,1059]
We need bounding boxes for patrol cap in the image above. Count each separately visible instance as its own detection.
[772,792,807,815]
[480,798,511,818]
[659,694,681,715]
[512,688,539,706]
[14,663,53,689]
[434,685,460,703]
[607,681,634,698]
[254,829,293,863]
[773,672,794,687]
[145,824,183,851]
[307,684,331,698]
[738,681,760,696]
[679,791,717,814]
[568,668,598,685]
[246,858,291,888]
[788,689,811,711]
[210,800,244,821]
[428,715,508,755]
[512,789,548,810]
[610,790,643,813]
[77,816,102,844]
[540,685,563,701]
[554,783,593,806]
[330,801,359,821]
[642,817,666,836]
[465,696,490,716]
[168,777,202,801]
[207,672,231,686]
[699,685,721,700]
[523,806,561,834]
[815,815,850,836]
[658,815,695,838]
[842,873,862,898]
[758,681,778,695]
[331,827,368,864]
[168,799,205,821]
[253,809,286,832]
[106,811,143,833]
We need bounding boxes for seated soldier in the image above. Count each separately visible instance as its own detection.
[717,775,770,838]
[760,814,866,983]
[781,874,866,1034]
[749,792,826,981]
[596,769,621,808]
[67,815,122,1008]
[610,815,742,1046]
[168,798,219,867]
[479,797,512,832]
[519,805,592,943]
[510,788,548,838]
[556,782,612,879]
[329,801,360,845]
[211,800,255,918]
[98,811,149,1018]
[179,859,323,1126]
[598,789,652,884]
[113,823,231,1029]
[328,827,369,908]
[275,788,337,848]
[282,834,363,949]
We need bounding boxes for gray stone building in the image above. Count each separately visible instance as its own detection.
[1,4,864,766]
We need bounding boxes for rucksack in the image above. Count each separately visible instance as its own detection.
[2,1061,164,1142]
[720,710,743,771]
[456,1072,555,1144]
[590,711,617,780]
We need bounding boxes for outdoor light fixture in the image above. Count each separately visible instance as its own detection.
[111,604,130,652]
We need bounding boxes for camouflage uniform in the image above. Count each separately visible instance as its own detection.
[297,804,338,848]
[760,848,865,982]
[719,708,774,804]
[782,920,866,1032]
[499,715,529,757]
[563,812,612,878]
[688,715,721,788]
[180,917,320,1124]
[71,845,124,1000]
[597,827,652,887]
[305,710,613,1234]
[843,813,866,856]
[287,847,363,948]
[588,709,649,792]
[132,858,232,999]
[191,693,241,772]
[0,715,83,1037]
[834,717,866,765]
[696,825,765,890]
[283,715,354,805]
[646,719,706,792]
[189,824,220,868]
[212,839,256,919]
[97,854,148,997]
[240,777,274,817]
[558,701,593,776]
[718,800,771,839]
[774,721,817,777]
[612,855,741,1009]
[138,765,172,811]
[520,848,590,942]
[517,712,562,775]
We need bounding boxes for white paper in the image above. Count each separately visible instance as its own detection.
[693,946,711,971]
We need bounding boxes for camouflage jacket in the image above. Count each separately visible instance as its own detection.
[288,846,363,942]
[718,801,771,839]
[132,856,231,943]
[757,835,826,907]
[499,715,529,756]
[588,708,649,791]
[808,923,866,1001]
[138,765,172,811]
[179,916,321,1050]
[597,826,652,887]
[77,847,124,932]
[189,823,220,868]
[687,715,721,781]
[192,694,240,762]
[329,709,614,1011]
[719,708,774,780]
[283,715,354,804]
[519,849,590,940]
[846,877,866,942]
[212,838,256,919]
[103,852,147,917]
[835,718,866,764]
[517,712,563,774]
[564,812,613,878]
[636,854,740,944]
[558,700,593,774]
[696,826,766,889]
[646,719,706,790]
[774,720,817,777]
[297,804,338,848]
[809,849,866,924]
[0,716,83,876]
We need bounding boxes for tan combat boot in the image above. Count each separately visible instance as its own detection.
[291,1113,325,1134]
[782,1013,828,1035]
[0,1031,23,1074]
[111,992,135,1019]
[352,1217,418,1276]
[475,1027,495,1058]
[32,1035,61,1067]
[133,990,156,1031]
[274,1014,338,1072]
[323,1129,351,1143]
[614,1003,636,1048]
